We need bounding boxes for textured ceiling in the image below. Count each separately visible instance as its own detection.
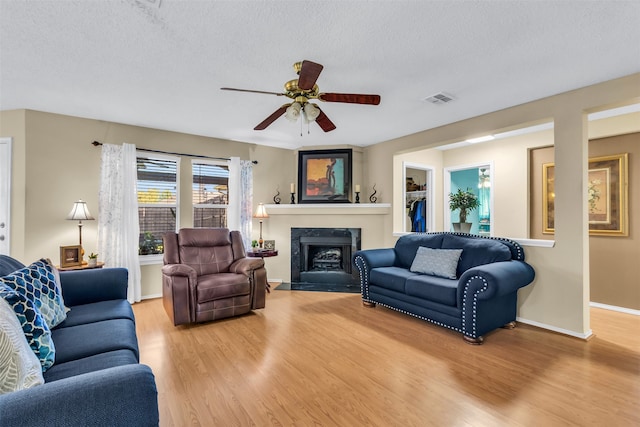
[1,1,639,149]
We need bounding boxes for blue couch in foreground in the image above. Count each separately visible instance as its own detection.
[0,255,159,426]
[353,232,535,344]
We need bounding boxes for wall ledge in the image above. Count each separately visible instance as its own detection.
[264,203,391,215]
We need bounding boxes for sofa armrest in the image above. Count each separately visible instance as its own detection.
[60,268,129,306]
[458,260,535,305]
[353,249,397,300]
[353,248,397,270]
[0,364,158,427]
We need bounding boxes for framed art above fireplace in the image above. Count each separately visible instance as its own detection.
[298,149,352,203]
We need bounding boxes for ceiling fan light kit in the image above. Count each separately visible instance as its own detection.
[221,60,381,134]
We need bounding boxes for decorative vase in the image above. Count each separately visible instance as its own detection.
[452,222,472,233]
[88,258,98,267]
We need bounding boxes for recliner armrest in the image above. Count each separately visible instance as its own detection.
[229,257,265,276]
[161,263,197,281]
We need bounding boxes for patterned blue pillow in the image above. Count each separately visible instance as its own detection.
[410,247,463,279]
[0,259,67,328]
[0,284,55,371]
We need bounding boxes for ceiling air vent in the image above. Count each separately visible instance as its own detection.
[423,92,455,105]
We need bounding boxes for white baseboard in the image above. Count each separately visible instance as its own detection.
[516,317,593,340]
[590,302,640,316]
[141,293,161,301]
[269,279,283,284]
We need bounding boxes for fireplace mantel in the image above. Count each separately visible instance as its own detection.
[264,203,391,215]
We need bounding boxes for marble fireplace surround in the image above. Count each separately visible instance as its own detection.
[262,204,391,283]
[291,227,361,286]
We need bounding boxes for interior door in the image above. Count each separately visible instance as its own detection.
[0,138,11,255]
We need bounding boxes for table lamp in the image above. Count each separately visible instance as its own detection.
[67,200,95,262]
[253,203,269,248]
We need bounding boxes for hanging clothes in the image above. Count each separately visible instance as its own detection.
[408,198,427,232]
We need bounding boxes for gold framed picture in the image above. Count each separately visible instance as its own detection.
[60,245,82,268]
[543,153,628,236]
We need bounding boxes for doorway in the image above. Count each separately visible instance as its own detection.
[444,162,493,236]
[0,138,11,255]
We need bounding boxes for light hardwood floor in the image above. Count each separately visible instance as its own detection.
[133,289,640,427]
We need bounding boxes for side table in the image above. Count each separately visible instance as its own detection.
[57,262,105,271]
[247,249,278,292]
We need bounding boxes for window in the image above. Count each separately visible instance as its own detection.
[192,161,229,228]
[137,155,179,255]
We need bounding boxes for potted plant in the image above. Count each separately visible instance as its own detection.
[449,188,480,233]
[88,252,98,267]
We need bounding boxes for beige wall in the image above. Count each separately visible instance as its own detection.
[366,73,640,336]
[589,133,639,309]
[0,110,288,297]
[0,110,27,259]
[257,205,391,282]
[529,129,639,311]
[2,73,639,337]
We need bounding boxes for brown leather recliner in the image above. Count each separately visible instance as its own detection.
[161,228,267,326]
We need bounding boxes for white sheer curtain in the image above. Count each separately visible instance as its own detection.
[228,157,253,249]
[97,143,142,303]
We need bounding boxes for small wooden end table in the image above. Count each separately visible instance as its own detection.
[57,262,104,271]
[247,249,278,292]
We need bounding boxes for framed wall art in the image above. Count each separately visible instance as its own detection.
[297,149,352,203]
[60,245,82,268]
[542,153,628,236]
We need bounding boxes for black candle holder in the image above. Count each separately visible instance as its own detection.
[369,184,378,203]
[290,192,295,204]
[355,192,360,203]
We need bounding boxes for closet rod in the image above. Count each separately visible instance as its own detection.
[91,141,258,164]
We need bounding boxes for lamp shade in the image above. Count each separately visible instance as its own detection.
[285,102,302,122]
[66,200,95,221]
[304,103,320,122]
[253,203,269,219]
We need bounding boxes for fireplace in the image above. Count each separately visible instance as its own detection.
[291,228,360,286]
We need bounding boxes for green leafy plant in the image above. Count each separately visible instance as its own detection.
[251,240,258,248]
[448,188,480,223]
[139,232,163,255]
[88,252,98,260]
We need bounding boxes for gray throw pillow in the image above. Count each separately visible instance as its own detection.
[410,247,463,279]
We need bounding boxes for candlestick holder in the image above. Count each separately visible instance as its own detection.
[290,192,295,204]
[355,192,360,204]
[369,184,378,203]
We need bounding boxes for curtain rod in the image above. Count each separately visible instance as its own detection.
[91,141,258,164]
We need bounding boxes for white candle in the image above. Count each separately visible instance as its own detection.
[355,184,361,192]
[290,183,295,193]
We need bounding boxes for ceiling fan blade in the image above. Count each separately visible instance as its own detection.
[298,60,324,91]
[221,87,284,96]
[318,93,381,105]
[254,105,288,130]
[315,108,336,132]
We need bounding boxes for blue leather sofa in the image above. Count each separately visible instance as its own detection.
[353,232,535,344]
[0,255,159,426]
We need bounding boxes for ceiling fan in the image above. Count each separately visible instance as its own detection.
[221,60,381,133]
